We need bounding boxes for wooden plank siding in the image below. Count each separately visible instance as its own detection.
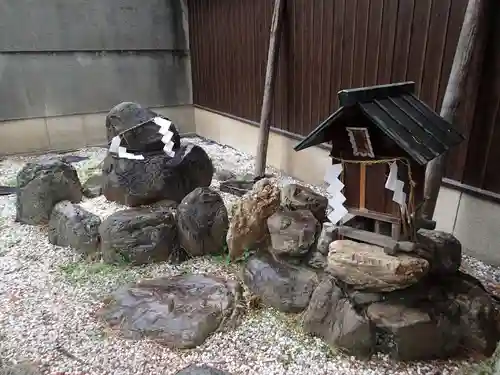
[188,0,500,195]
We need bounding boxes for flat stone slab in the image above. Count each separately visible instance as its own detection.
[327,240,429,292]
[99,274,242,349]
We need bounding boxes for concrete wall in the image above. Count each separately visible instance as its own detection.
[0,0,193,152]
[194,107,500,267]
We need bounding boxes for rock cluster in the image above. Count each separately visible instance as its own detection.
[12,119,500,362]
[12,105,236,350]
[238,182,500,361]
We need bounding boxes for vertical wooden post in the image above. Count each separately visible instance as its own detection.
[359,164,366,209]
[254,0,286,178]
[422,0,489,219]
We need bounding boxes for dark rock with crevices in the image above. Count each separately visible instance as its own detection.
[177,187,228,256]
[99,205,182,265]
[415,229,462,275]
[280,183,328,223]
[102,143,213,206]
[267,209,319,257]
[243,253,318,313]
[106,102,180,152]
[99,274,242,349]
[16,159,82,225]
[303,277,375,358]
[48,201,101,255]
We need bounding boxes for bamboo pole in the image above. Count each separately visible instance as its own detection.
[254,0,285,178]
[422,0,489,219]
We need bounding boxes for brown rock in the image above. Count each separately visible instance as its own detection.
[227,179,280,260]
[267,209,319,257]
[280,184,328,223]
[327,240,429,292]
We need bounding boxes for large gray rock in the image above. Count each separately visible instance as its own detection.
[175,365,231,375]
[303,277,375,358]
[106,102,181,152]
[100,205,182,265]
[327,240,429,292]
[177,187,229,256]
[415,229,462,275]
[267,209,319,257]
[48,201,101,255]
[16,159,83,225]
[243,253,318,313]
[102,143,213,206]
[367,303,455,360]
[280,184,328,223]
[99,274,242,349]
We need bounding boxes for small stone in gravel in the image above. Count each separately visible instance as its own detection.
[16,159,83,225]
[175,364,232,375]
[48,201,101,256]
[82,174,103,198]
[243,252,318,313]
[100,205,182,265]
[214,168,236,182]
[99,274,243,349]
[177,187,229,257]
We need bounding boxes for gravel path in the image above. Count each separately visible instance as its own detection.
[0,137,495,375]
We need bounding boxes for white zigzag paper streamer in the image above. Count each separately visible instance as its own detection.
[324,164,353,225]
[109,136,145,160]
[153,117,175,157]
[385,162,407,211]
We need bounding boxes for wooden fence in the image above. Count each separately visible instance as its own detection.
[188,0,500,195]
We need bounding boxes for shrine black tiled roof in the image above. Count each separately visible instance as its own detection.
[294,82,465,165]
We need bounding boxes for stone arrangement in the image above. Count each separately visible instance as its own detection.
[238,183,500,361]
[15,103,221,264]
[11,105,500,367]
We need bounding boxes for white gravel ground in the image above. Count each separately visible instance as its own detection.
[0,136,495,375]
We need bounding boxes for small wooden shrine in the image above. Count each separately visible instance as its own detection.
[294,82,464,244]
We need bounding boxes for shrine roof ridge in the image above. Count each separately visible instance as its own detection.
[294,81,465,165]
